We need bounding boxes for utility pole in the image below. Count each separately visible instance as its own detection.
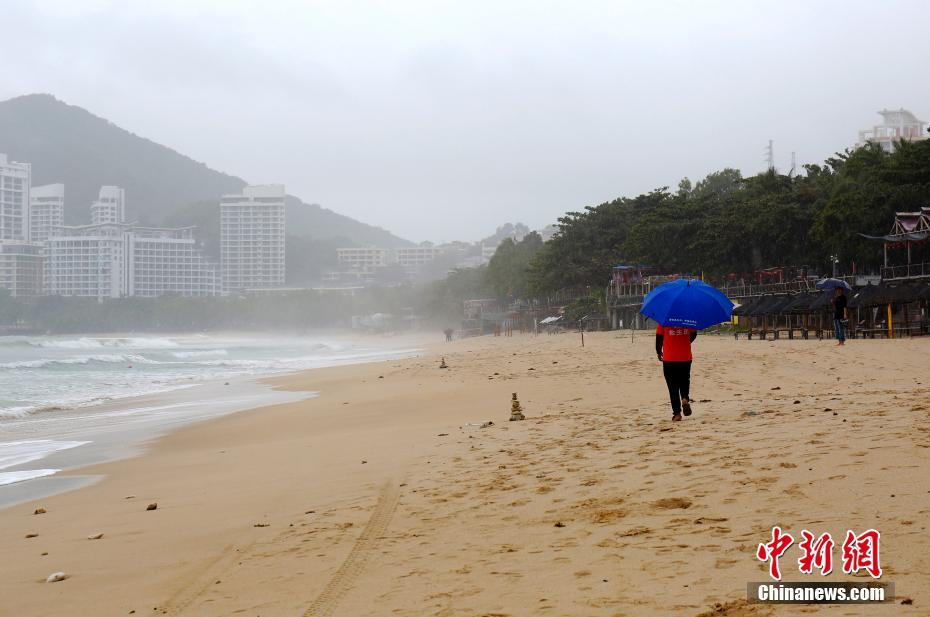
[764,140,775,171]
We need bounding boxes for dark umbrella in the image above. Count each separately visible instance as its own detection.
[815,278,852,291]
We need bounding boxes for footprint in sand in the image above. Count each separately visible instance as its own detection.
[652,497,693,510]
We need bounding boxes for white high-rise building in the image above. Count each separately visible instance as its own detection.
[0,154,31,241]
[45,223,129,299]
[90,185,126,225]
[29,183,65,243]
[220,185,286,292]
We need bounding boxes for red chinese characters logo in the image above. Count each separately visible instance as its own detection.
[842,529,882,578]
[756,526,794,581]
[758,527,881,580]
[798,530,834,575]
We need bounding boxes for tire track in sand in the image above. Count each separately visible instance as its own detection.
[302,480,401,617]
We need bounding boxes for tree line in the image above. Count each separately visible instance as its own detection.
[478,140,930,301]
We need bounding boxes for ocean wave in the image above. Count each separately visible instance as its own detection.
[29,337,181,350]
[170,349,229,359]
[0,353,158,370]
[0,439,89,471]
[0,468,60,486]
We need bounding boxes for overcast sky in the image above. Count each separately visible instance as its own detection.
[4,0,930,242]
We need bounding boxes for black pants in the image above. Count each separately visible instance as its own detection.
[663,361,691,415]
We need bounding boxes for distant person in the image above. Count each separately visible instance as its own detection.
[444,327,454,342]
[832,287,848,345]
[656,324,697,421]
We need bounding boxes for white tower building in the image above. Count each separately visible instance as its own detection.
[29,183,65,243]
[90,185,126,225]
[0,154,31,241]
[220,185,286,292]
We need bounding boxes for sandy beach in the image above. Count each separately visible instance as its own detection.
[1,331,928,616]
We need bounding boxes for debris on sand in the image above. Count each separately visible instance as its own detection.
[439,357,448,369]
[46,572,67,583]
[33,507,47,515]
[146,503,158,511]
[87,533,104,540]
[25,533,38,539]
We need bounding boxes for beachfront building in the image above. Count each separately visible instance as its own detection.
[127,227,220,297]
[220,185,286,292]
[46,223,219,299]
[45,223,129,298]
[29,183,65,243]
[90,186,126,225]
[0,154,31,242]
[858,109,928,152]
[0,241,43,297]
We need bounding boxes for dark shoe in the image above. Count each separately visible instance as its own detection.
[682,399,692,416]
[672,414,682,422]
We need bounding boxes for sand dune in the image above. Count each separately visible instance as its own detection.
[1,332,928,616]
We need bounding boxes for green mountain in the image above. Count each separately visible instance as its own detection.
[0,94,410,249]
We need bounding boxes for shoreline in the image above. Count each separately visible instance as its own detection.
[0,333,429,508]
[1,332,928,616]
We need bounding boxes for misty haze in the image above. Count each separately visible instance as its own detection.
[1,1,929,616]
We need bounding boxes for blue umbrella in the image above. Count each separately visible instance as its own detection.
[815,278,852,291]
[640,279,734,330]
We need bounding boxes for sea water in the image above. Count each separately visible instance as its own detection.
[0,333,421,493]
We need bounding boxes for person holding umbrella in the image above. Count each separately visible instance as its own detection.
[832,287,848,345]
[655,324,697,421]
[816,278,852,346]
[640,279,733,422]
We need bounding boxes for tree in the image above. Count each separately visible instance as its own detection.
[486,232,544,300]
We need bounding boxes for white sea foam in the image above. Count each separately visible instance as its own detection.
[0,354,156,369]
[0,469,59,486]
[170,349,229,359]
[0,439,89,471]
[31,337,180,350]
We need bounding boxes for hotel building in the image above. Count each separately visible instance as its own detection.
[29,183,65,243]
[336,247,391,272]
[45,223,129,298]
[127,226,219,297]
[220,185,286,292]
[0,154,30,241]
[46,223,219,299]
[90,185,126,225]
[0,241,43,297]
[394,246,443,270]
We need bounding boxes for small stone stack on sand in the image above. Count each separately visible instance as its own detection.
[509,392,525,421]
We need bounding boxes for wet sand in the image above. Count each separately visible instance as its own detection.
[1,332,928,616]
